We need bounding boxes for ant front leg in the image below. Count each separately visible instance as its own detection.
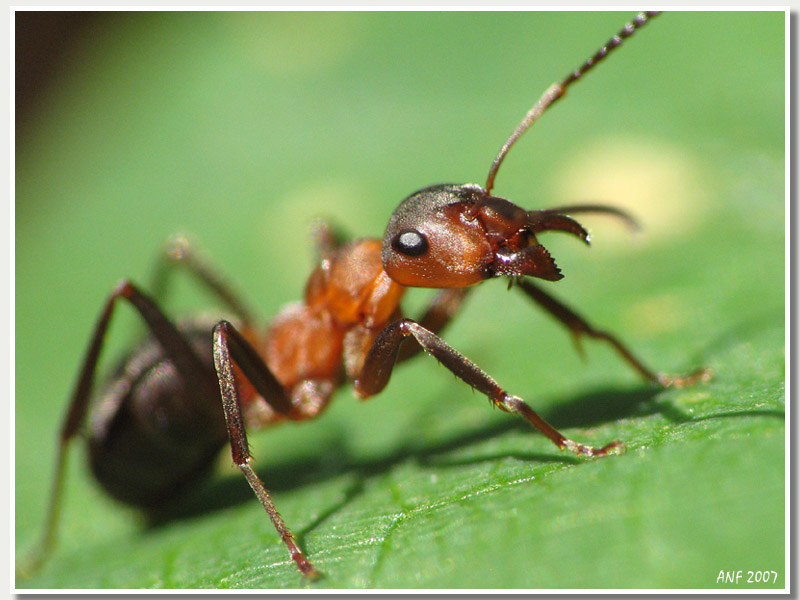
[355,318,622,458]
[516,279,712,388]
[396,287,472,363]
[211,320,319,578]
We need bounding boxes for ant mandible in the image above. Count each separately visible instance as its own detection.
[21,11,711,580]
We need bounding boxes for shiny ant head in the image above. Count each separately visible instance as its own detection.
[382,183,593,288]
[381,10,659,289]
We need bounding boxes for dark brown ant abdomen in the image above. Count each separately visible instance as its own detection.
[87,324,228,508]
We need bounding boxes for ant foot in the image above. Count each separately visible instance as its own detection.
[297,560,321,580]
[164,233,191,261]
[562,438,625,458]
[657,367,713,389]
[285,537,320,579]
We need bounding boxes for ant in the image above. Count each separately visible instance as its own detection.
[20,11,711,580]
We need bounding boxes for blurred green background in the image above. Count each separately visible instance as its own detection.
[15,11,784,589]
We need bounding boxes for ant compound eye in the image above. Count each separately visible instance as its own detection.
[392,229,429,257]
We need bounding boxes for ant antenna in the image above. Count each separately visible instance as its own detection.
[484,11,661,195]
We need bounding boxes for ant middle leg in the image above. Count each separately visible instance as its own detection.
[515,279,712,388]
[212,320,321,578]
[355,318,622,458]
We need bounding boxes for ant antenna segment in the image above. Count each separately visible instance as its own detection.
[484,11,661,195]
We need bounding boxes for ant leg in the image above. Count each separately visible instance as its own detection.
[212,320,317,578]
[152,234,256,326]
[516,279,712,388]
[397,288,472,362]
[18,280,215,576]
[356,318,622,458]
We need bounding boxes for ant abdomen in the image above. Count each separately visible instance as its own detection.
[87,323,227,508]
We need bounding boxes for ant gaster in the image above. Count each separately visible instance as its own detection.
[21,11,711,580]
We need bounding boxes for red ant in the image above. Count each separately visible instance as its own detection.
[20,11,710,580]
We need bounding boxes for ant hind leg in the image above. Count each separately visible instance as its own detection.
[18,279,214,577]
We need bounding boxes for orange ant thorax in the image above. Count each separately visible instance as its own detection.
[261,239,406,407]
[306,239,406,329]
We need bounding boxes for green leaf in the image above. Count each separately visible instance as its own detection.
[16,11,784,589]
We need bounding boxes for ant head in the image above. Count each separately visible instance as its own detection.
[382,183,591,288]
[382,11,656,289]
